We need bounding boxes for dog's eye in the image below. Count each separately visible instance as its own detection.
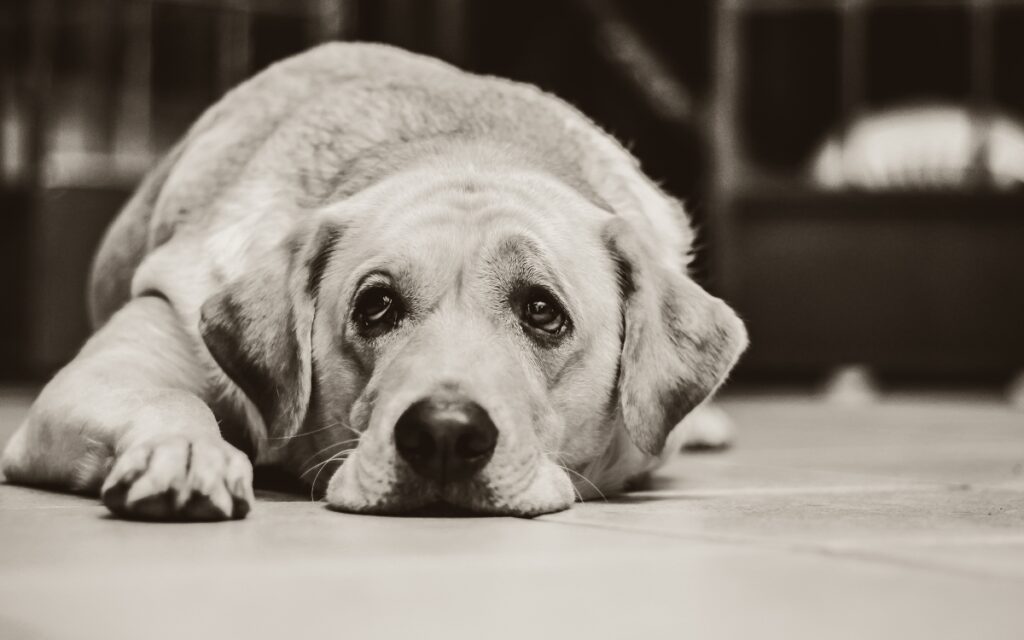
[519,287,568,337]
[353,286,404,336]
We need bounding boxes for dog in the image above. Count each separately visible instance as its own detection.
[1,43,746,519]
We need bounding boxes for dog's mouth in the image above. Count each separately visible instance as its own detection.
[405,502,492,517]
[325,473,544,517]
[323,444,577,517]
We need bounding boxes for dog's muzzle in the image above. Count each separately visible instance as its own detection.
[326,387,574,517]
[393,394,498,484]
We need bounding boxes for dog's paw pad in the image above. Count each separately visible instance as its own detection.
[101,436,254,521]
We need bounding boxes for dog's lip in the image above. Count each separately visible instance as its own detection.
[400,501,505,518]
[327,477,549,517]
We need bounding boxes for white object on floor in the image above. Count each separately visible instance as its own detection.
[821,364,881,406]
[676,404,736,451]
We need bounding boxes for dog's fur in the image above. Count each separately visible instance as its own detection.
[1,43,746,519]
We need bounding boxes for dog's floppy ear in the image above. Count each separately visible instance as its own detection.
[606,216,748,455]
[199,219,342,441]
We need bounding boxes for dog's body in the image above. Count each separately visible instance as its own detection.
[2,43,746,519]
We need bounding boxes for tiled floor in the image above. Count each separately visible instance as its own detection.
[1,389,1022,639]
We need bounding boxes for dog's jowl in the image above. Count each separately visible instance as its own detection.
[1,43,746,520]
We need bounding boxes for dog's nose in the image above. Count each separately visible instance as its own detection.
[394,397,498,483]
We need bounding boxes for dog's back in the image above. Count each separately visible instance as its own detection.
[88,43,460,327]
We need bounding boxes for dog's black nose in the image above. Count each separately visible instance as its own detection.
[394,397,498,483]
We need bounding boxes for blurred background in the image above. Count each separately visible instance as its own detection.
[1,0,1023,395]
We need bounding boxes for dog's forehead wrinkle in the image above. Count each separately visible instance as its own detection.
[492,233,554,275]
[358,160,608,224]
[358,212,561,300]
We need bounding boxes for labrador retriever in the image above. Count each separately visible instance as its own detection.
[1,43,746,519]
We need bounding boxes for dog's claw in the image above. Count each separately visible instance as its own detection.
[101,435,253,521]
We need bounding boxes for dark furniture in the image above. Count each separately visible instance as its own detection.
[711,0,1024,382]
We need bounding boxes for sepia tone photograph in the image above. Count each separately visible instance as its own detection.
[0,0,1022,638]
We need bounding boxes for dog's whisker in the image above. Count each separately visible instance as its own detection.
[548,457,584,504]
[266,420,350,441]
[340,424,363,438]
[304,437,362,456]
[538,447,590,504]
[558,465,585,503]
[557,461,607,503]
[307,450,355,501]
[300,449,356,479]
[297,440,361,470]
[296,438,362,471]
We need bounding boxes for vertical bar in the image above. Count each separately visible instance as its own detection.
[338,0,361,40]
[434,0,468,66]
[710,0,742,297]
[0,0,20,183]
[309,0,352,43]
[24,0,55,374]
[839,0,866,184]
[218,0,252,95]
[114,0,153,177]
[25,0,54,192]
[93,0,117,165]
[0,0,35,374]
[713,0,741,198]
[969,0,994,187]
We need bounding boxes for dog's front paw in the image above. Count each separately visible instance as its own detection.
[101,435,254,521]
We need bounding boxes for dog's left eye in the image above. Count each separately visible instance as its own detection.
[353,286,404,336]
[519,287,568,337]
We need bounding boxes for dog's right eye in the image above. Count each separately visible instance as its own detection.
[515,285,571,343]
[353,286,404,336]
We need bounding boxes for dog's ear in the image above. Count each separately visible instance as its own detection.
[199,219,342,440]
[605,216,748,455]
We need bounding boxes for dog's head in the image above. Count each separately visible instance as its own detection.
[200,156,746,516]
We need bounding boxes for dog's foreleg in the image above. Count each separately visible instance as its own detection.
[1,296,253,520]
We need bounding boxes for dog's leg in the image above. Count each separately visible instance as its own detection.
[1,296,253,521]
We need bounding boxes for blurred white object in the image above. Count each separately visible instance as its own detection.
[676,404,736,451]
[812,105,1024,190]
[821,364,881,406]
